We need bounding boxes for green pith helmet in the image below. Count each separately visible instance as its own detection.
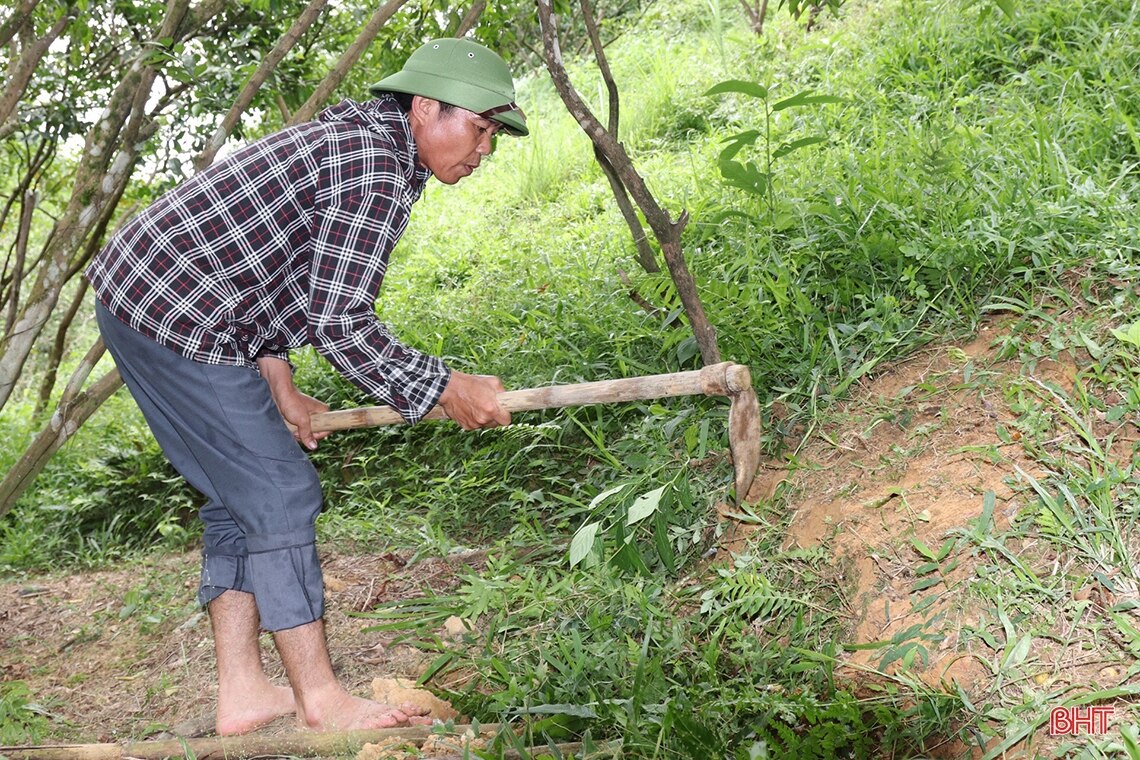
[370,39,528,137]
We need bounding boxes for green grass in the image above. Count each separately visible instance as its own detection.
[942,263,1140,758]
[3,0,1139,753]
[0,681,52,745]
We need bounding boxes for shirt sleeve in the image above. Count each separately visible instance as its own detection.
[307,175,450,424]
[254,345,294,370]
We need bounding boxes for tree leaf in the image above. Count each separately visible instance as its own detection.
[569,521,600,567]
[718,130,761,162]
[771,91,845,112]
[993,0,1016,19]
[718,159,768,193]
[771,135,827,159]
[704,79,769,100]
[627,485,666,526]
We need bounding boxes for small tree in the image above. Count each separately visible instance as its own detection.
[537,0,722,366]
[738,0,846,37]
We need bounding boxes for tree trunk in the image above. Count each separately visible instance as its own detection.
[454,0,486,36]
[0,341,121,521]
[0,0,192,410]
[537,0,720,365]
[596,149,659,273]
[739,0,770,35]
[0,4,75,130]
[289,0,410,125]
[35,278,89,416]
[0,0,326,511]
[3,190,34,338]
[0,0,41,48]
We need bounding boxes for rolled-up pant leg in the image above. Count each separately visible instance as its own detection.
[95,301,324,631]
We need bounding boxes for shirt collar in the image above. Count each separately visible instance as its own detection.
[318,96,432,192]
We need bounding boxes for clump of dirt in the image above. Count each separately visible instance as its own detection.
[370,677,460,722]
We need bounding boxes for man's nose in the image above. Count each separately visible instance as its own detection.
[478,132,495,156]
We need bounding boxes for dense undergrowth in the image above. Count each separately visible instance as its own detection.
[2,0,1138,755]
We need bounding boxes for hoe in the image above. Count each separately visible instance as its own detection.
[309,361,762,504]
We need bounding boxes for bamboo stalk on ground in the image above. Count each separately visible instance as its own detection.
[0,726,619,760]
[0,724,489,760]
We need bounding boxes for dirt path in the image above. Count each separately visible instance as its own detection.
[0,549,480,743]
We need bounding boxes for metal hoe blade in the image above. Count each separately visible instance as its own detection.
[724,364,761,501]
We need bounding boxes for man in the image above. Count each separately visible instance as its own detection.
[85,39,527,734]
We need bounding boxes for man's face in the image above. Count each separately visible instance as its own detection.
[410,97,501,185]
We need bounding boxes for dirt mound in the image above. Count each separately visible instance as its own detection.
[782,325,1052,679]
[720,317,1136,758]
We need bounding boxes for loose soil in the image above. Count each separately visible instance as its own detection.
[2,317,1136,757]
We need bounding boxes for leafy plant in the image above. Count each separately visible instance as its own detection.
[568,472,705,576]
[0,681,51,745]
[699,564,804,637]
[704,79,843,222]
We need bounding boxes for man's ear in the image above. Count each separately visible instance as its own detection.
[409,95,439,125]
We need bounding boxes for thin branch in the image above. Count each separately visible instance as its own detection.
[35,277,88,415]
[0,4,77,130]
[580,0,657,273]
[0,363,122,521]
[454,0,486,37]
[65,185,133,280]
[275,92,293,122]
[290,0,410,125]
[581,0,618,135]
[195,0,330,170]
[738,0,770,34]
[536,0,720,364]
[2,191,35,339]
[596,149,658,272]
[0,0,192,409]
[0,0,39,50]
[618,267,669,320]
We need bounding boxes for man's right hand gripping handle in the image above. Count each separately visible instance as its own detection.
[437,371,511,430]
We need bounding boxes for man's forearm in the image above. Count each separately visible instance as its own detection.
[256,356,295,393]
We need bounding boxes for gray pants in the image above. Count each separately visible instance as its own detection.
[95,301,324,631]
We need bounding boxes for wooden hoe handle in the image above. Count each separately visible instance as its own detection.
[309,361,753,433]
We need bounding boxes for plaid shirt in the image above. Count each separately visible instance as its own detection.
[87,97,450,423]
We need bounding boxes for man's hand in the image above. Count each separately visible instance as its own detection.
[257,357,331,450]
[437,371,510,430]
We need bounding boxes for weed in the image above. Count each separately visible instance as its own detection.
[0,681,52,744]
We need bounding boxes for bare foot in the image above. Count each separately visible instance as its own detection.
[299,692,433,731]
[217,682,296,736]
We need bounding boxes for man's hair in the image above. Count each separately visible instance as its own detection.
[388,92,456,115]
